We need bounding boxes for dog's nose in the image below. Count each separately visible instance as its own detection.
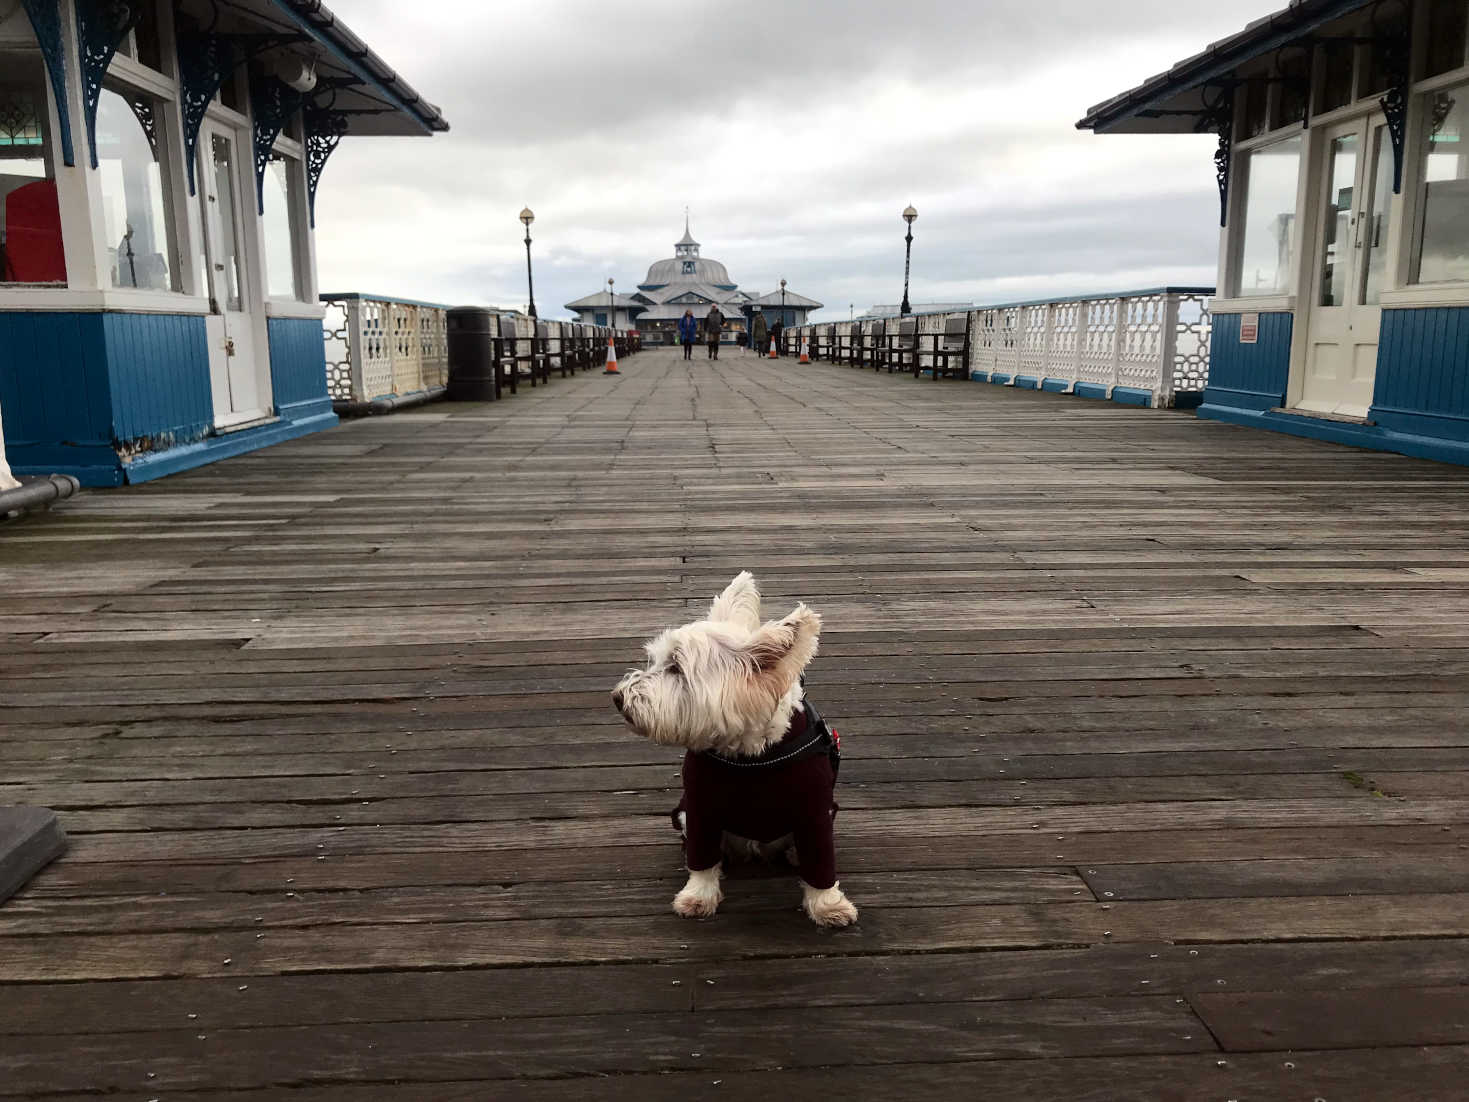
[611,688,626,712]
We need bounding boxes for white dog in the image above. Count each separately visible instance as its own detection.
[612,572,858,928]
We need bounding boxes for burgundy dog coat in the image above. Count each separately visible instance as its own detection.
[672,698,842,889]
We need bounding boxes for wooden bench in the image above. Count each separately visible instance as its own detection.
[815,324,836,362]
[919,314,971,380]
[538,321,570,380]
[495,314,538,392]
[863,320,886,370]
[885,318,918,374]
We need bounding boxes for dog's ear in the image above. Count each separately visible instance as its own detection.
[708,570,761,632]
[745,603,821,691]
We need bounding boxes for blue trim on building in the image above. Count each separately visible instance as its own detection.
[1040,377,1071,393]
[121,411,337,483]
[1198,307,1469,469]
[267,316,336,423]
[1110,386,1154,407]
[1371,307,1469,446]
[969,371,990,382]
[2,311,337,486]
[1073,382,1109,400]
[989,373,1012,385]
[1198,311,1293,416]
[1013,375,1040,390]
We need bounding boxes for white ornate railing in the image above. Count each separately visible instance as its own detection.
[321,292,451,404]
[801,288,1213,408]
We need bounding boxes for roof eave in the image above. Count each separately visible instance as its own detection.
[268,0,449,135]
[1076,0,1374,134]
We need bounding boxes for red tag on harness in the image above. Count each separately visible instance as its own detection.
[830,727,841,750]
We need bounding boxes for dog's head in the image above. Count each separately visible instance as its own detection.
[612,571,821,755]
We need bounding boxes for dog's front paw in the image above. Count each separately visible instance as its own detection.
[673,867,723,919]
[802,882,858,928]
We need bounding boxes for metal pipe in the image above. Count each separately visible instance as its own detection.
[0,475,81,516]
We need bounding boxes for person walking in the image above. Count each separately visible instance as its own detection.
[704,306,724,361]
[770,318,784,357]
[677,309,698,361]
[751,310,768,357]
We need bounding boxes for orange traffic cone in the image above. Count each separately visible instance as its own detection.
[603,334,619,375]
[768,336,777,359]
[798,335,810,364]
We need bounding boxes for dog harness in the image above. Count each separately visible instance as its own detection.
[698,696,841,775]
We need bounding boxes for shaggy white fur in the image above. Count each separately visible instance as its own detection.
[614,572,858,928]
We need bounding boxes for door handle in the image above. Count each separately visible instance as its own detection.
[224,338,236,357]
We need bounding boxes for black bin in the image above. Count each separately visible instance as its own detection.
[447,306,499,400]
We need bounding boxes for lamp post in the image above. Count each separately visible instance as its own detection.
[519,207,537,320]
[779,277,787,327]
[900,204,917,317]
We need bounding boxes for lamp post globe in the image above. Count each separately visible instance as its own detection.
[900,205,917,318]
[520,207,537,320]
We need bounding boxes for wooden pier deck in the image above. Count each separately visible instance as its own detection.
[4,347,1469,1099]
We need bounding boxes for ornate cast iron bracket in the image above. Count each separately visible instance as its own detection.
[75,0,143,169]
[176,25,310,195]
[250,71,308,212]
[19,0,75,166]
[303,104,348,228]
[1197,84,1235,228]
[1371,0,1411,193]
[176,28,234,194]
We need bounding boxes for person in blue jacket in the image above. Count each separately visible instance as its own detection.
[677,309,698,360]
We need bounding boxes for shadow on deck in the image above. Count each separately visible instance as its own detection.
[3,348,1469,1097]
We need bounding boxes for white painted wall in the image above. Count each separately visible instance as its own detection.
[0,398,18,491]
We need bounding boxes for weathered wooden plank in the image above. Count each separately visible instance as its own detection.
[0,998,1211,1094]
[22,1047,1469,1102]
[3,894,1468,982]
[1193,986,1469,1051]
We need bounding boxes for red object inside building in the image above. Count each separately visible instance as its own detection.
[3,179,65,283]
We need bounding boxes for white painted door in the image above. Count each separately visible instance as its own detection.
[1296,118,1395,418]
[199,123,265,426]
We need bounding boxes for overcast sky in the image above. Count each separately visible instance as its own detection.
[313,0,1282,321]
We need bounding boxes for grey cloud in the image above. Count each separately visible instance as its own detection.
[313,0,1281,318]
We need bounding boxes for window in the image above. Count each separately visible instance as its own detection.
[1414,84,1469,284]
[1425,0,1469,80]
[1241,78,1268,140]
[682,260,695,274]
[1234,136,1302,297]
[0,51,64,285]
[116,0,164,72]
[1318,41,1355,114]
[96,85,177,290]
[262,152,301,299]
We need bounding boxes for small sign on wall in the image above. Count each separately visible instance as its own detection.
[1239,313,1259,344]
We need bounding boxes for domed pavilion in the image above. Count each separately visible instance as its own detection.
[565,220,822,344]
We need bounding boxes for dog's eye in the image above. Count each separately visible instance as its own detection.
[666,659,682,677]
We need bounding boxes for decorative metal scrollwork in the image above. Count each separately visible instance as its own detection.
[176,28,235,194]
[250,72,307,212]
[1371,0,1411,193]
[1197,83,1235,228]
[19,0,75,166]
[124,91,156,156]
[303,105,348,228]
[75,0,143,168]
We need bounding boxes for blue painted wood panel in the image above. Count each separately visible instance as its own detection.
[103,313,212,445]
[0,312,112,450]
[1204,312,1293,412]
[267,317,331,414]
[1372,307,1469,441]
